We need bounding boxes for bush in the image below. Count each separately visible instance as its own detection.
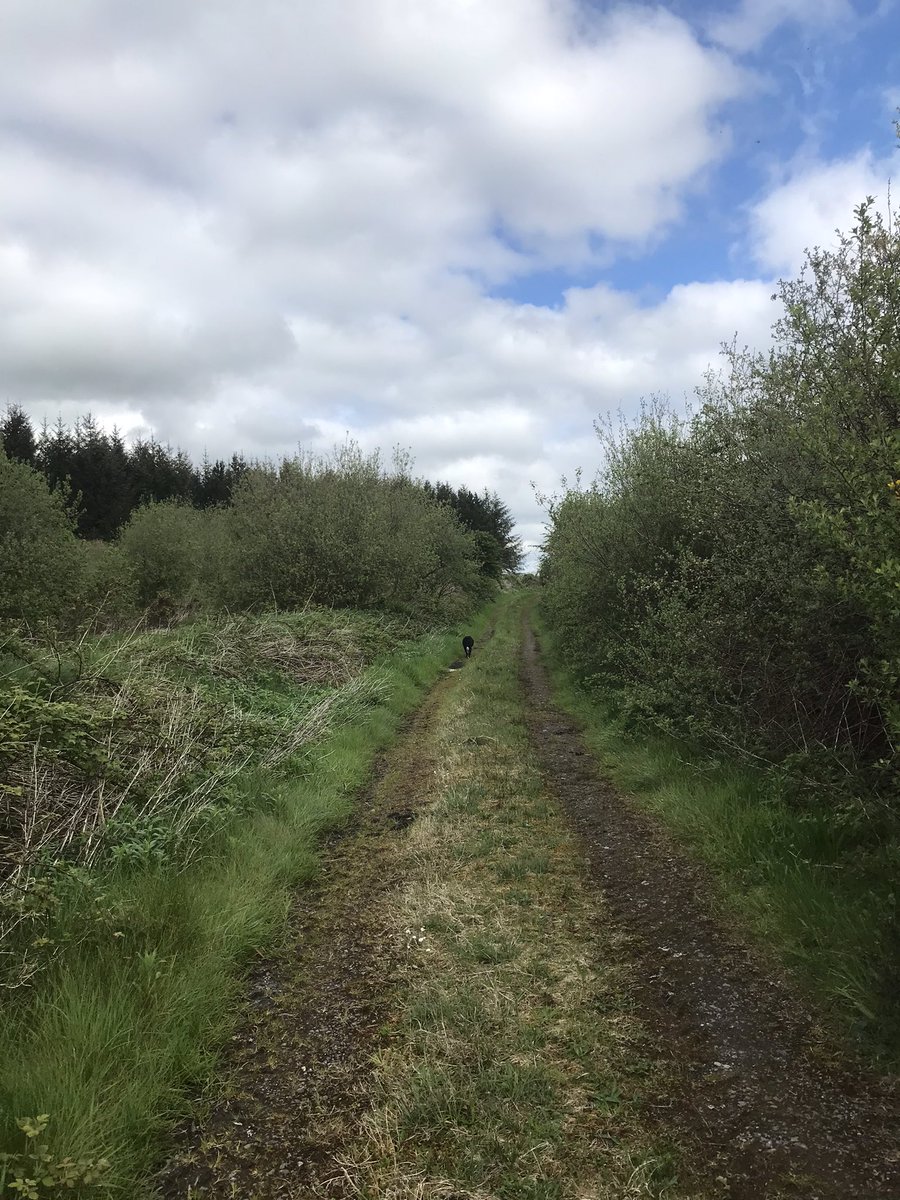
[0,451,82,625]
[541,198,900,821]
[75,541,138,626]
[118,501,210,618]
[224,444,488,615]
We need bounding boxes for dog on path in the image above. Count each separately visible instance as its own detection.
[462,636,474,658]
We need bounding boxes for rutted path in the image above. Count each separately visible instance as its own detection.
[522,617,900,1199]
[155,607,899,1199]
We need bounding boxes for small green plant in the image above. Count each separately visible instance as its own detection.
[0,1115,109,1198]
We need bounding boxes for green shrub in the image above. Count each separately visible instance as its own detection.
[75,541,138,626]
[0,451,82,626]
[541,198,900,821]
[118,501,209,617]
[224,444,488,615]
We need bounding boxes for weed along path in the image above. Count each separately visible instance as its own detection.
[522,618,900,1200]
[155,600,898,1200]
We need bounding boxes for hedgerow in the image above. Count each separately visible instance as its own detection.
[542,198,899,824]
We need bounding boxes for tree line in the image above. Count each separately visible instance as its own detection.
[2,409,521,570]
[541,198,899,825]
[1,414,522,626]
[0,410,250,538]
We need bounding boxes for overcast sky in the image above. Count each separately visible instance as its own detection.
[2,0,899,561]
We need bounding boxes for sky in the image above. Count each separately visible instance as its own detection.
[2,0,899,564]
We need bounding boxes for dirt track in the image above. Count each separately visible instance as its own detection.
[522,619,899,1199]
[155,618,899,1199]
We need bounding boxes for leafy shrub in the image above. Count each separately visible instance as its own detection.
[224,444,488,615]
[118,501,209,617]
[541,198,900,822]
[0,452,82,626]
[75,541,138,626]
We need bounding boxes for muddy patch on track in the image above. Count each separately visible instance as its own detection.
[154,682,449,1199]
[521,620,899,1200]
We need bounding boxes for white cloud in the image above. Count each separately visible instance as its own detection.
[0,3,744,357]
[0,1,770,565]
[0,2,741,247]
[707,0,854,53]
[747,149,900,275]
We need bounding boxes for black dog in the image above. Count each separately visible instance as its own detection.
[462,636,474,658]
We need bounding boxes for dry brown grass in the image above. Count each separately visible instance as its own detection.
[157,613,370,687]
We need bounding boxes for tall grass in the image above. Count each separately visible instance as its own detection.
[0,606,496,1196]
[533,607,900,1065]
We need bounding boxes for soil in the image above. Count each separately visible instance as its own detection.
[521,618,900,1199]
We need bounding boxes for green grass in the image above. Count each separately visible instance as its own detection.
[533,605,900,1064]
[0,602,497,1197]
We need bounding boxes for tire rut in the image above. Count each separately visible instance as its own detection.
[153,676,454,1199]
[521,617,899,1200]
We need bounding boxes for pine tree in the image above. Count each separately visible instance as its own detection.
[195,456,231,507]
[38,417,75,494]
[68,415,133,537]
[1,404,38,466]
[426,481,522,572]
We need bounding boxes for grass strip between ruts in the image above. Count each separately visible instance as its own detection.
[338,592,694,1200]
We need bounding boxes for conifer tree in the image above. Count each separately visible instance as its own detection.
[0,404,37,466]
[38,417,75,494]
